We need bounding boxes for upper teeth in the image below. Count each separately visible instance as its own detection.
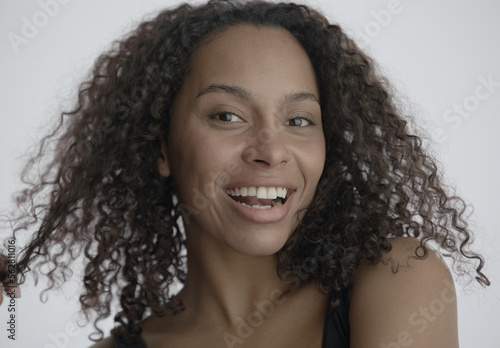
[225,187,287,199]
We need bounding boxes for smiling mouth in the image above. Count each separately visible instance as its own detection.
[224,186,291,210]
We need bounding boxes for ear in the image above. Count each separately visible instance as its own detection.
[157,139,171,178]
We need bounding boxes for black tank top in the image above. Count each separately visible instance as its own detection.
[112,289,350,348]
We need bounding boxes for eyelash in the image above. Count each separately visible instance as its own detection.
[209,111,243,122]
[209,111,317,127]
[210,111,241,123]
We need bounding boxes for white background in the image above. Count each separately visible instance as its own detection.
[1,0,499,347]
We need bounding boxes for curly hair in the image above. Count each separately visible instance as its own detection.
[2,0,489,344]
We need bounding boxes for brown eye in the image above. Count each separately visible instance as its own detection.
[214,112,243,122]
[286,117,313,127]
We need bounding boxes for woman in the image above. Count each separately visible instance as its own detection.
[0,1,489,347]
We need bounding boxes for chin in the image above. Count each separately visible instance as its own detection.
[224,225,292,257]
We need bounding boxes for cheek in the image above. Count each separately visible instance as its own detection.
[302,137,326,183]
[316,146,326,179]
[168,132,239,199]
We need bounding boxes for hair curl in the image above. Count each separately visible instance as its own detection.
[1,0,489,344]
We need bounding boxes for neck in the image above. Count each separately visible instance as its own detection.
[177,234,292,327]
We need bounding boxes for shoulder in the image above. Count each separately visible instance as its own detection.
[349,237,459,348]
[88,336,115,348]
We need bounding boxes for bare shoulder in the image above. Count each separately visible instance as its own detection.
[88,336,114,348]
[349,237,459,348]
[352,236,453,280]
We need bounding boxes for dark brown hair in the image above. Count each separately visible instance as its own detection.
[2,0,489,343]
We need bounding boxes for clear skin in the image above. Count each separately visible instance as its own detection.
[162,25,326,259]
[0,24,459,348]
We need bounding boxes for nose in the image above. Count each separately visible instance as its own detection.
[241,127,292,169]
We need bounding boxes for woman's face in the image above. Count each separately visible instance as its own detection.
[160,24,326,256]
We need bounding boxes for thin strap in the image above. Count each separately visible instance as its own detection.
[321,288,351,348]
[112,333,147,348]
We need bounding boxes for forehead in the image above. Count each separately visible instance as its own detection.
[181,24,319,98]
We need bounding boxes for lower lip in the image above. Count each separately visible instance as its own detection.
[224,191,294,224]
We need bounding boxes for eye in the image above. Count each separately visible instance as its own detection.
[286,117,315,127]
[213,112,244,123]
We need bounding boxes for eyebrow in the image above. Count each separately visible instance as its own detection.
[283,91,320,105]
[196,83,320,105]
[196,84,251,100]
